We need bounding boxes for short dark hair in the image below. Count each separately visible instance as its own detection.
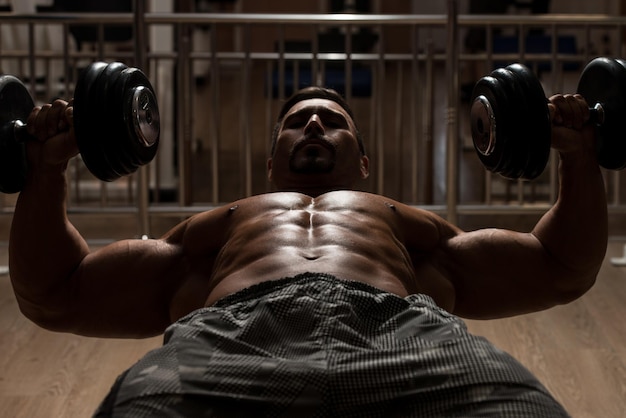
[270,87,366,156]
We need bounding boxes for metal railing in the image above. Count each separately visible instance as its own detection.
[0,5,625,236]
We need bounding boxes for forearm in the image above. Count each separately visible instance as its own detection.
[9,164,89,316]
[532,151,608,286]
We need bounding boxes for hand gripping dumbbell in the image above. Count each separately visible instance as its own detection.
[469,57,626,180]
[0,61,160,193]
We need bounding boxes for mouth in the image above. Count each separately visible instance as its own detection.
[292,135,335,154]
[289,135,336,173]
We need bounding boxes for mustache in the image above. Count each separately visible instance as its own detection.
[292,133,335,153]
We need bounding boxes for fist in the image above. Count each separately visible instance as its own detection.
[548,94,595,154]
[25,99,79,168]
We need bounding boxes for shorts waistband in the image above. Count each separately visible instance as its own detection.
[212,272,397,308]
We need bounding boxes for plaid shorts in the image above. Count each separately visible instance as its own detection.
[94,273,569,417]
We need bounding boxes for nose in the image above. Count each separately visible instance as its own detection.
[304,114,325,136]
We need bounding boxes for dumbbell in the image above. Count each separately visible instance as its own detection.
[0,61,160,193]
[470,57,626,180]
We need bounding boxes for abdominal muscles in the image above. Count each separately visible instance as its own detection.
[204,206,417,305]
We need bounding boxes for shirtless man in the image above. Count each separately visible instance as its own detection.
[9,86,606,416]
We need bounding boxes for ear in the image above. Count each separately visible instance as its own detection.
[360,155,370,179]
[267,158,273,181]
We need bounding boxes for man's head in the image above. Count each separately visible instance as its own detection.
[268,87,369,195]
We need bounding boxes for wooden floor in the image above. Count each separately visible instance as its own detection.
[1,241,625,417]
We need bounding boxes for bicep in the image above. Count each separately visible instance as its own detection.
[67,238,186,337]
[438,228,566,318]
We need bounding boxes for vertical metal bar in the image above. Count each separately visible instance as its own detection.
[516,179,524,203]
[395,61,403,198]
[613,25,621,206]
[99,176,108,207]
[584,24,591,64]
[134,0,147,68]
[369,67,376,190]
[517,22,526,204]
[209,25,220,203]
[176,21,192,206]
[28,22,36,95]
[241,24,252,197]
[550,23,559,204]
[0,21,3,212]
[345,23,353,100]
[97,24,105,60]
[62,23,70,99]
[133,0,150,237]
[485,24,493,205]
[312,24,320,86]
[376,24,385,195]
[278,25,285,100]
[265,60,273,177]
[621,22,626,59]
[446,0,459,225]
[319,60,326,88]
[186,32,196,204]
[410,24,419,203]
[61,22,76,206]
[518,22,526,59]
[423,40,434,204]
[45,58,51,99]
[612,171,620,206]
[0,22,2,85]
[151,59,161,203]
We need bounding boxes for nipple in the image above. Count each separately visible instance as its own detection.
[228,205,239,214]
[385,202,396,211]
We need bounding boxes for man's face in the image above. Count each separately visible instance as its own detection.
[268,98,369,194]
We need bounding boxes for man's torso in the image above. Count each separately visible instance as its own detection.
[170,190,456,318]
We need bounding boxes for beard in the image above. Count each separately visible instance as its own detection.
[288,135,336,174]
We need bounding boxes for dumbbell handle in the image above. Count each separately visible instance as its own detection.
[543,100,605,137]
[11,119,73,142]
[587,102,605,125]
[12,120,32,143]
[548,98,604,126]
[0,119,33,148]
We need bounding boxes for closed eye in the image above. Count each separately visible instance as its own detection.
[324,120,342,128]
[282,106,350,131]
[321,113,349,129]
[284,117,306,129]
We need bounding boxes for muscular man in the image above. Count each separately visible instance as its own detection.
[9,87,606,416]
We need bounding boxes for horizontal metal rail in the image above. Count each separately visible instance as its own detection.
[0,12,625,25]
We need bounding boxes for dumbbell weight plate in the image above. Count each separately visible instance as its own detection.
[471,63,551,180]
[577,57,626,170]
[0,76,34,193]
[115,67,160,168]
[74,62,159,182]
[73,62,111,181]
[489,65,533,179]
[93,62,139,180]
[471,66,534,179]
[506,63,551,180]
[470,76,509,174]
